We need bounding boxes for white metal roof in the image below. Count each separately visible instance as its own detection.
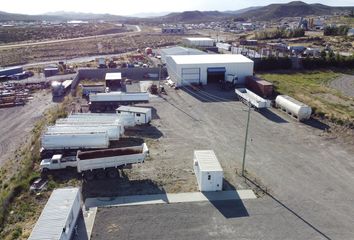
[160,46,206,56]
[194,150,223,172]
[105,72,122,80]
[185,37,214,41]
[28,188,80,240]
[117,106,151,114]
[170,54,253,65]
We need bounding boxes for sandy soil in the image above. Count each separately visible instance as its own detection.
[0,90,56,167]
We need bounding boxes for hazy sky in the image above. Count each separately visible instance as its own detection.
[1,0,353,15]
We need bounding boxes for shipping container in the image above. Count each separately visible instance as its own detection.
[193,150,223,192]
[245,76,274,99]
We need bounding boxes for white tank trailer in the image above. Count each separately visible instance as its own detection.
[41,132,109,150]
[47,125,122,141]
[275,95,312,121]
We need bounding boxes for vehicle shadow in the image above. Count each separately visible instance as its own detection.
[258,108,289,123]
[180,84,237,103]
[124,125,163,139]
[201,178,249,219]
[303,118,330,131]
[82,172,166,200]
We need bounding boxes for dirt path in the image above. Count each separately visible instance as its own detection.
[0,91,56,167]
[330,74,354,97]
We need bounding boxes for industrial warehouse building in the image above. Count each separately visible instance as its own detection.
[183,37,215,47]
[159,46,207,63]
[166,54,254,87]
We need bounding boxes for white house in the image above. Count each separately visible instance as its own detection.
[166,54,254,87]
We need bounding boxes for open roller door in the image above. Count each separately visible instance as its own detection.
[207,67,226,83]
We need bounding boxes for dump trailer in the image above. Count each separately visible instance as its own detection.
[41,131,109,150]
[89,92,149,112]
[235,88,271,109]
[40,143,149,180]
[47,125,123,141]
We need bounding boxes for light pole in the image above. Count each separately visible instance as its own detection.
[242,102,251,177]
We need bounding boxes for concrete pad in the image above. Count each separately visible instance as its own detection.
[83,207,97,240]
[85,190,256,209]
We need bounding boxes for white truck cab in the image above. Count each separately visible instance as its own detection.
[40,154,77,172]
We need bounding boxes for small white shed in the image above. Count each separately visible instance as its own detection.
[116,106,152,124]
[28,187,81,240]
[193,150,223,192]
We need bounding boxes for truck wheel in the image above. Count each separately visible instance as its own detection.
[95,170,106,180]
[84,171,94,181]
[107,168,118,179]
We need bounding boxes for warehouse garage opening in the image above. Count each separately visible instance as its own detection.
[207,67,226,84]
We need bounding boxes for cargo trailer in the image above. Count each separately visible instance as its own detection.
[235,88,271,109]
[89,92,149,112]
[41,131,109,150]
[47,125,123,141]
[245,76,273,98]
[116,106,152,125]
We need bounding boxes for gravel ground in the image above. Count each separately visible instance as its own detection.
[88,83,354,239]
[0,90,56,166]
[330,74,354,97]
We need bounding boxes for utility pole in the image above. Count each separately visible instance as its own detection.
[242,102,251,177]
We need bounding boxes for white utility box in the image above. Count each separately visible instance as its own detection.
[193,150,223,192]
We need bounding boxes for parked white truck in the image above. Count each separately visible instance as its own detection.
[40,143,149,180]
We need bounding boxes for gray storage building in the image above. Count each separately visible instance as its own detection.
[28,188,81,240]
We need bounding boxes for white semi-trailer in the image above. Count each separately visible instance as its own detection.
[89,92,149,112]
[275,95,312,121]
[40,143,149,180]
[47,125,123,141]
[41,132,109,150]
[235,88,271,109]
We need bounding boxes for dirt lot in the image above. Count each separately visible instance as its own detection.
[0,90,56,166]
[0,33,182,66]
[88,84,354,239]
[330,74,354,97]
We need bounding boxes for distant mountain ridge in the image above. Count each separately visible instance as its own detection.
[0,2,354,23]
[238,1,354,20]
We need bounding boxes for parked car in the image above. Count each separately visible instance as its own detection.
[30,178,48,192]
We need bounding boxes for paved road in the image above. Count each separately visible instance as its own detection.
[91,198,332,240]
[0,25,141,50]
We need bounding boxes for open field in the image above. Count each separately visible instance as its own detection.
[86,84,354,239]
[0,33,182,67]
[0,23,128,44]
[258,70,354,124]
